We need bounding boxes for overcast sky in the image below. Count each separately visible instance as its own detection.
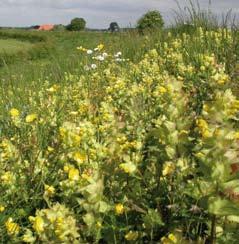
[0,0,238,28]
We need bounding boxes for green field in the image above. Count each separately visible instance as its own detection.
[0,17,239,243]
[0,39,33,54]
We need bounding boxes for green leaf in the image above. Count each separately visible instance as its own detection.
[83,213,95,228]
[208,197,239,216]
[143,209,164,229]
[227,215,239,223]
[98,201,109,213]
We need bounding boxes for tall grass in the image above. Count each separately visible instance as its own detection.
[0,30,54,67]
[173,0,238,31]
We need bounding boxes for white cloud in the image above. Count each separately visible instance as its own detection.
[0,0,238,28]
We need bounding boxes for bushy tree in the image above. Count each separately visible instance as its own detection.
[67,18,86,31]
[109,22,120,32]
[137,10,164,33]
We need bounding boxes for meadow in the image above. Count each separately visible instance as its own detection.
[0,16,239,244]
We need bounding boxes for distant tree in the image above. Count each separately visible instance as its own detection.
[67,18,86,31]
[109,22,120,32]
[53,24,66,31]
[137,10,164,33]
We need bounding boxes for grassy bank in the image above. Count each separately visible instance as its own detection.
[0,30,54,67]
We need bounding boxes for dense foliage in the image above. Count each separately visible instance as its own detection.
[109,22,120,32]
[137,10,164,33]
[67,18,86,31]
[0,26,239,243]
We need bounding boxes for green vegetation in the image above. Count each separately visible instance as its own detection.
[67,17,86,31]
[0,39,33,54]
[1,6,239,243]
[0,30,53,67]
[137,10,164,33]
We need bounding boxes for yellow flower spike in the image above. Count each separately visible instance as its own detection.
[202,130,211,138]
[168,233,177,243]
[72,152,86,165]
[70,111,78,116]
[22,229,36,243]
[46,84,59,93]
[1,171,14,184]
[25,114,37,123]
[0,205,5,212]
[63,165,70,173]
[125,231,139,241]
[28,216,35,222]
[96,221,102,228]
[203,104,209,112]
[196,118,211,138]
[47,146,54,152]
[158,86,167,94]
[119,163,136,174]
[9,108,20,118]
[59,127,67,137]
[68,168,80,181]
[5,218,20,236]
[44,184,55,197]
[115,203,124,215]
[97,44,104,50]
[162,162,175,177]
[81,172,92,181]
[33,216,44,233]
[77,46,86,51]
[234,132,239,140]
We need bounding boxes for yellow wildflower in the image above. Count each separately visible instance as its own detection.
[81,172,92,181]
[158,86,167,94]
[0,205,5,212]
[47,146,54,152]
[25,114,37,123]
[44,184,55,197]
[5,218,20,236]
[115,203,124,215]
[168,233,177,243]
[119,163,136,174]
[125,231,139,241]
[63,165,70,173]
[162,162,175,176]
[68,168,80,181]
[196,118,211,138]
[96,221,102,228]
[77,46,86,51]
[22,229,36,243]
[97,44,104,50]
[30,216,44,233]
[46,84,59,93]
[1,171,14,184]
[161,233,178,244]
[72,152,86,165]
[234,132,239,140]
[9,108,20,117]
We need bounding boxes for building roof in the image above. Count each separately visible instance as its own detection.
[38,24,54,31]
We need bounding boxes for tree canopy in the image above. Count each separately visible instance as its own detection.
[137,10,164,33]
[67,18,86,31]
[109,22,120,32]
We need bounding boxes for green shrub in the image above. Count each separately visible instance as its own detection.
[67,18,86,31]
[137,10,164,33]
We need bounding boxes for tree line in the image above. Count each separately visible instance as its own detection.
[57,10,164,32]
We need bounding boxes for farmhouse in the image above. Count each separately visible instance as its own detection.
[37,24,54,31]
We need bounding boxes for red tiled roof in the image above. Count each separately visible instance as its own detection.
[38,24,54,31]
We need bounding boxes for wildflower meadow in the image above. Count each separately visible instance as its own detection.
[1,12,239,244]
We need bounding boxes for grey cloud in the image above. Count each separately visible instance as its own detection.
[0,0,238,28]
